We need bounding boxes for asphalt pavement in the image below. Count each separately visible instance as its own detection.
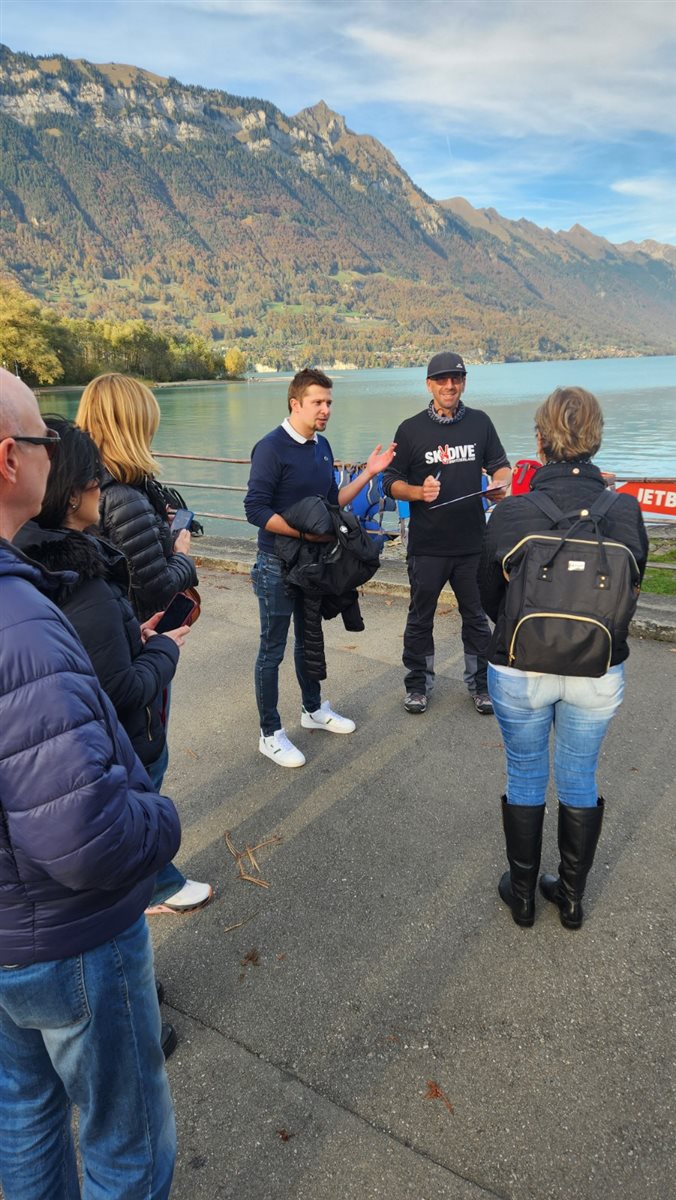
[152,559,675,1200]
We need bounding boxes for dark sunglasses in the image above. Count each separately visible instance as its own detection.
[8,430,61,460]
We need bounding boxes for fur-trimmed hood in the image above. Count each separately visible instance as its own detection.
[14,523,129,606]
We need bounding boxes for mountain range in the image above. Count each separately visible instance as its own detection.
[1,44,674,367]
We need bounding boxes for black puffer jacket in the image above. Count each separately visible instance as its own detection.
[478,461,649,667]
[274,496,379,680]
[98,471,197,621]
[14,524,179,766]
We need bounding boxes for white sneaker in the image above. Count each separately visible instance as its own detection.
[301,701,356,734]
[259,728,306,768]
[146,879,213,915]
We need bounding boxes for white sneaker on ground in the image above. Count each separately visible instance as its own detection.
[146,879,213,915]
[301,701,356,734]
[259,728,306,768]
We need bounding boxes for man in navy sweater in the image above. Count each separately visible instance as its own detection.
[245,368,395,767]
[383,352,511,716]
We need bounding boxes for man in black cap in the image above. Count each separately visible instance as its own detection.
[382,352,511,715]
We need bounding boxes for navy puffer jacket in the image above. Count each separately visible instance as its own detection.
[98,471,197,621]
[13,524,179,766]
[0,541,181,965]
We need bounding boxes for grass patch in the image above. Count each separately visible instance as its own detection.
[642,539,676,596]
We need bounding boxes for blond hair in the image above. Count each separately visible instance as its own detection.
[535,386,604,462]
[76,374,161,484]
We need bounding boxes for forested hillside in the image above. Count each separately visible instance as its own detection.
[1,44,674,369]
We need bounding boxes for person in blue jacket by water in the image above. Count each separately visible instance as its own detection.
[0,369,180,1200]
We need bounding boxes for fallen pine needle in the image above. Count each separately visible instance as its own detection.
[224,831,239,859]
[238,871,270,889]
[424,1080,454,1114]
[251,835,283,851]
[224,830,282,889]
[185,747,198,759]
[223,911,259,934]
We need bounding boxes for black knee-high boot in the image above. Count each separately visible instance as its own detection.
[539,798,605,930]
[498,796,546,927]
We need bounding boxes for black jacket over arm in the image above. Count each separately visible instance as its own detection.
[273,497,378,679]
[478,461,649,668]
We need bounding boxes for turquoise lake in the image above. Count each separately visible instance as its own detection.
[40,355,676,536]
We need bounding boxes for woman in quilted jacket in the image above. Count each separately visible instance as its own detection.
[76,375,212,915]
[76,374,198,622]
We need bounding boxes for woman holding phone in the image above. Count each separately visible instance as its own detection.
[76,373,198,622]
[76,375,212,915]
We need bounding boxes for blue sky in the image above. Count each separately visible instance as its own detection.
[2,0,675,244]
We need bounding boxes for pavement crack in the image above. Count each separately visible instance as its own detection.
[165,1004,508,1199]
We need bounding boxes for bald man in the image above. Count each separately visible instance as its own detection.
[0,370,180,1198]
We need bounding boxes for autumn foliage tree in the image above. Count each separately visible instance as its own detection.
[0,279,65,385]
[223,347,247,378]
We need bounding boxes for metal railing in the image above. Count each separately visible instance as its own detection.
[154,453,676,566]
[156,452,249,522]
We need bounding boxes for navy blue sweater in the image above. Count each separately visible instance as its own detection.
[245,425,338,553]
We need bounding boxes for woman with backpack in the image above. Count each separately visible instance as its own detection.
[76,374,212,915]
[479,387,648,930]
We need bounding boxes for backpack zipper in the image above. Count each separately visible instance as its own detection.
[502,534,639,581]
[508,613,612,671]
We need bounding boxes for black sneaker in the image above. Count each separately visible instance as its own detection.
[404,692,428,714]
[161,1023,178,1061]
[473,693,494,715]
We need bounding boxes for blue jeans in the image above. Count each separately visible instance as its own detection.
[252,551,321,735]
[488,663,625,807]
[0,915,175,1200]
[146,742,186,905]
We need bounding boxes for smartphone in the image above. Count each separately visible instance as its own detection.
[170,508,194,535]
[155,593,198,634]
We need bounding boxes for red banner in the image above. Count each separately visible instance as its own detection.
[614,480,676,521]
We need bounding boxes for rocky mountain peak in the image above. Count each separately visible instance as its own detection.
[295,99,347,142]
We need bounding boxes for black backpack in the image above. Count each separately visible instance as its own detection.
[502,491,641,677]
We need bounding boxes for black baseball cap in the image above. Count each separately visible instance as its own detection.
[426,352,467,379]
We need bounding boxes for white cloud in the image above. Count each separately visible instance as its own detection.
[611,174,675,201]
[341,0,676,137]
[170,0,312,16]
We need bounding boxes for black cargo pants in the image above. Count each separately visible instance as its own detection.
[403,553,491,696]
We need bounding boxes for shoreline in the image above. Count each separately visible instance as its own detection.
[34,349,676,394]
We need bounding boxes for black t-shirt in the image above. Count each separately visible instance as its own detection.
[383,407,510,556]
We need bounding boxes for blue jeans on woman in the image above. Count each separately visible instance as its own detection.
[488,663,625,807]
[252,551,321,735]
[0,915,175,1200]
[146,740,186,905]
